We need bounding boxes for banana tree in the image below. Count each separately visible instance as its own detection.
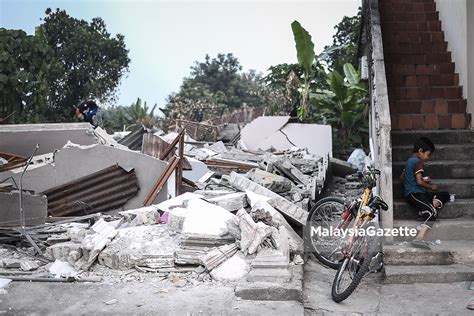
[311,63,368,155]
[291,21,316,120]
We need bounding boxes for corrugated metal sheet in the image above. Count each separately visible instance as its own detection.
[118,127,146,151]
[41,165,139,217]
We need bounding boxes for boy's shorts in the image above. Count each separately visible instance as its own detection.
[405,191,450,227]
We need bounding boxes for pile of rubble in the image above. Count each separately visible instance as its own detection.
[0,117,354,292]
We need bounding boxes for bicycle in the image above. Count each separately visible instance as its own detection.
[305,176,365,269]
[330,167,388,302]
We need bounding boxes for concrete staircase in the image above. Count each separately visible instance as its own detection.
[379,0,474,284]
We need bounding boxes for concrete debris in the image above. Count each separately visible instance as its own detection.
[293,254,304,265]
[104,299,119,305]
[98,225,179,270]
[229,172,308,226]
[330,157,358,177]
[182,198,236,237]
[210,252,250,281]
[207,192,248,212]
[20,260,40,271]
[246,168,292,193]
[201,243,239,271]
[205,141,228,154]
[119,206,161,226]
[154,192,204,213]
[167,207,188,233]
[0,278,12,289]
[49,260,78,278]
[234,209,279,255]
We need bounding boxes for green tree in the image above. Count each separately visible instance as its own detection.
[320,8,362,70]
[102,98,158,132]
[41,8,130,121]
[0,28,57,123]
[162,53,283,121]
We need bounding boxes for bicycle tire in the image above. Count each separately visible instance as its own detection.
[305,197,346,269]
[331,230,378,302]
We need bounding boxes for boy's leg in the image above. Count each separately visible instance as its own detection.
[406,193,437,248]
[433,191,450,208]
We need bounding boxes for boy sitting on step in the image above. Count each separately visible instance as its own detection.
[400,137,450,250]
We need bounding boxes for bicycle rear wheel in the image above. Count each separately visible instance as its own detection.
[305,197,347,269]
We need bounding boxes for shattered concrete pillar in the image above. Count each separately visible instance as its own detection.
[207,192,248,212]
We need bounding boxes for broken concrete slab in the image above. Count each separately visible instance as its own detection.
[240,116,290,151]
[205,141,228,154]
[0,145,169,210]
[20,261,40,271]
[229,172,308,226]
[220,150,262,162]
[46,242,83,264]
[0,123,106,157]
[193,189,236,199]
[273,161,309,185]
[246,169,292,193]
[98,225,179,270]
[167,207,188,233]
[207,192,248,212]
[201,243,239,271]
[0,191,47,226]
[182,198,236,237]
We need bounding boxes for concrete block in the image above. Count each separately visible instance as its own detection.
[167,207,188,233]
[46,242,83,262]
[330,157,357,177]
[384,264,474,284]
[210,253,250,281]
[207,192,248,212]
[246,169,292,193]
[0,191,47,226]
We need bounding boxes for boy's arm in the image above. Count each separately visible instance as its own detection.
[416,173,437,191]
[400,170,405,181]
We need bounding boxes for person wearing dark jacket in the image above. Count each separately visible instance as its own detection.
[71,100,100,127]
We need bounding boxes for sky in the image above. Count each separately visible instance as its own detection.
[0,0,360,110]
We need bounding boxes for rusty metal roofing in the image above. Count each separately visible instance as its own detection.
[118,127,146,151]
[41,164,139,217]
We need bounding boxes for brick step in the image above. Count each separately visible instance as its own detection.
[390,86,462,100]
[393,179,474,199]
[383,42,448,54]
[380,2,436,12]
[393,198,474,219]
[381,21,441,32]
[384,31,444,44]
[384,263,474,284]
[388,73,458,87]
[392,160,474,179]
[381,11,439,22]
[384,240,474,265]
[393,219,474,241]
[392,144,474,162]
[386,63,454,75]
[392,129,474,146]
[390,100,466,114]
[391,113,471,129]
[386,52,451,64]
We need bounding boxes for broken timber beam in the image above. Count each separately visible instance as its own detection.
[143,155,180,206]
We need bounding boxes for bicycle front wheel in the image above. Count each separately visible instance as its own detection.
[305,197,347,269]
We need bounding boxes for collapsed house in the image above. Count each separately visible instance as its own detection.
[0,116,355,294]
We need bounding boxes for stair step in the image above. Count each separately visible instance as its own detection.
[390,86,462,99]
[392,129,474,146]
[380,2,436,12]
[384,240,474,265]
[390,99,466,114]
[384,31,444,44]
[393,219,474,241]
[384,263,474,284]
[393,178,474,199]
[386,52,452,65]
[382,11,439,22]
[393,160,474,179]
[392,144,474,161]
[386,62,454,75]
[382,21,442,32]
[391,113,471,130]
[393,198,474,219]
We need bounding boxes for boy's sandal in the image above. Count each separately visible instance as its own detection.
[411,239,431,250]
[467,300,474,310]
